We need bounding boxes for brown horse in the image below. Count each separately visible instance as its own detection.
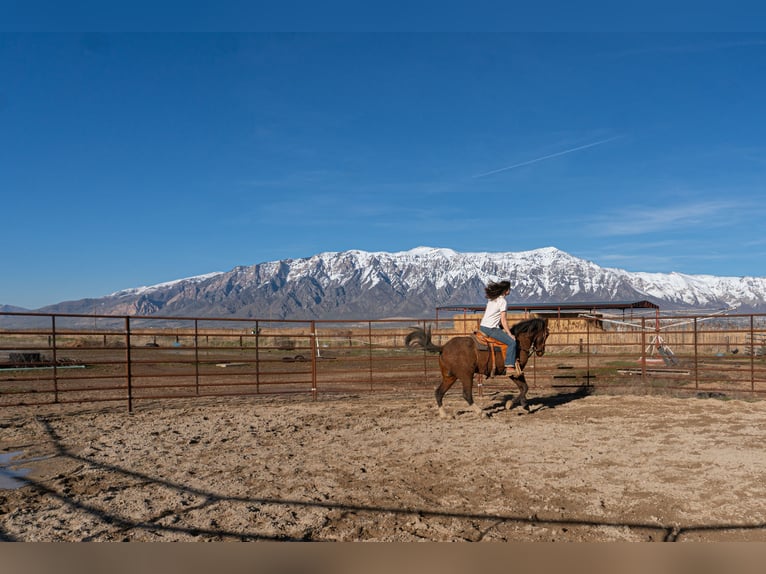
[405,318,549,419]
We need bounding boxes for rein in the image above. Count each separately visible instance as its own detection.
[518,329,548,356]
[517,336,535,354]
[518,338,532,353]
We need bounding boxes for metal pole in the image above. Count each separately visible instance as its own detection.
[751,315,756,392]
[693,317,699,390]
[51,315,59,404]
[194,319,200,396]
[421,319,429,383]
[640,317,647,387]
[255,320,261,394]
[125,317,133,412]
[586,315,591,386]
[368,321,374,391]
[311,321,318,400]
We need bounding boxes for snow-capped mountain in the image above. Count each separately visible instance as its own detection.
[25,247,766,319]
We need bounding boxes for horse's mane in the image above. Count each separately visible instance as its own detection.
[510,317,548,336]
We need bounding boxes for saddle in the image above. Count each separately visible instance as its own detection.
[472,331,522,377]
[472,331,508,377]
[472,330,506,352]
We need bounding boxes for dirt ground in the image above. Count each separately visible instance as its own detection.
[3,386,766,542]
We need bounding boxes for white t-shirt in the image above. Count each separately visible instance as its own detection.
[480,296,507,328]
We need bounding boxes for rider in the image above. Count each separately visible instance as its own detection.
[478,280,519,376]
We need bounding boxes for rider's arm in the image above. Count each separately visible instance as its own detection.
[500,312,515,339]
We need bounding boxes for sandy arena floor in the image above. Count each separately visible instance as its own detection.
[3,388,766,542]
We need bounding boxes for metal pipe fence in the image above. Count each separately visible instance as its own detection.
[2,311,766,411]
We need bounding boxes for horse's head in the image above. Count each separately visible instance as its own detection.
[512,318,550,358]
[530,322,550,357]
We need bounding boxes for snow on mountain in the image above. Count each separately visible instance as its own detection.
[110,272,226,298]
[620,270,766,310]
[22,247,766,320]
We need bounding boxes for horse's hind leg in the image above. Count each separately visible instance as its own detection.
[435,374,457,419]
[459,370,486,418]
[505,374,529,411]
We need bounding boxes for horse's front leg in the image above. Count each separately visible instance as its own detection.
[505,374,529,411]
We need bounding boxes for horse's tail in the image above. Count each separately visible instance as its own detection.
[405,326,443,354]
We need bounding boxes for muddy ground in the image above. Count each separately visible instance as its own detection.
[3,387,766,542]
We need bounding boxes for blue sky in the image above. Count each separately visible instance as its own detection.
[3,32,766,308]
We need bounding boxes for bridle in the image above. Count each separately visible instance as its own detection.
[522,329,549,357]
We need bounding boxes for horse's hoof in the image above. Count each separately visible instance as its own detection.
[470,404,487,419]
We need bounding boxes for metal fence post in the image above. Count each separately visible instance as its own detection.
[255,320,261,395]
[51,315,59,404]
[751,315,756,392]
[368,321,374,391]
[194,319,200,396]
[640,317,647,386]
[586,316,591,384]
[693,317,699,390]
[311,321,318,400]
[125,316,133,412]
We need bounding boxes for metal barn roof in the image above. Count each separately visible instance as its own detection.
[436,300,660,318]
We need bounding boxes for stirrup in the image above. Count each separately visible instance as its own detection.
[514,360,522,376]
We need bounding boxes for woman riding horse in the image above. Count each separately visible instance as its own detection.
[405,317,549,419]
[478,280,519,376]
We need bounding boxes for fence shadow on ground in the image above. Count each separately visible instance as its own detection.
[2,414,766,542]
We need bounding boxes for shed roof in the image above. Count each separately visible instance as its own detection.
[437,300,660,316]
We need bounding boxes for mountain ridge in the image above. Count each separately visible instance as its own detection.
[8,247,766,320]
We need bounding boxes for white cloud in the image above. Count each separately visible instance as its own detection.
[586,200,749,237]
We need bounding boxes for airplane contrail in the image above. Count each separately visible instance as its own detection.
[473,135,622,179]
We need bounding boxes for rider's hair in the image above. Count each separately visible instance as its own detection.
[485,280,511,300]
